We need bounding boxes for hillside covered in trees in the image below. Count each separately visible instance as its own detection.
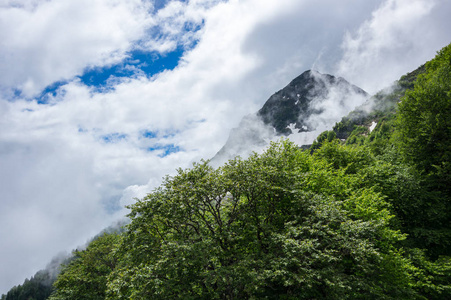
[3,44,450,300]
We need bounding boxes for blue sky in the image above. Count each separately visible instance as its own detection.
[35,48,185,103]
[80,49,184,86]
[1,0,451,295]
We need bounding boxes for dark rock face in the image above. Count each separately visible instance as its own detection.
[211,70,368,165]
[257,70,368,135]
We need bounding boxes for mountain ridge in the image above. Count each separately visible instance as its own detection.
[212,69,368,165]
[258,70,368,134]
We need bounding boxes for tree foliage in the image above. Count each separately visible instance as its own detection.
[395,44,451,257]
[103,141,417,299]
[396,43,451,189]
[2,270,53,300]
[48,233,121,300]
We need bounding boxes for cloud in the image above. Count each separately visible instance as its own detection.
[336,0,451,94]
[0,0,155,97]
[1,0,451,294]
[138,0,210,52]
[285,70,369,146]
[0,0,214,98]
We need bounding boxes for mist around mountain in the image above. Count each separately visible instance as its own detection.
[211,70,368,165]
[3,44,451,300]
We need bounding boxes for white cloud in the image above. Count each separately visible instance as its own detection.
[137,0,206,52]
[0,0,155,97]
[1,0,451,294]
[336,0,451,94]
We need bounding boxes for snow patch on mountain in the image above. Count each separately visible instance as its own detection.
[369,121,377,132]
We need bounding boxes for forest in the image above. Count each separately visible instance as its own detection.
[3,44,450,300]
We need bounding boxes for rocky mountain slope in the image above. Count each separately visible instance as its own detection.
[212,70,368,165]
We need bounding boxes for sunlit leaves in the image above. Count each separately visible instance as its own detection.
[103,140,415,299]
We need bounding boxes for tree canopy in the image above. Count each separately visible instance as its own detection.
[396,43,451,191]
[49,233,121,300]
[104,141,416,299]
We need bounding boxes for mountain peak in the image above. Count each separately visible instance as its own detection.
[211,70,368,165]
[258,70,367,135]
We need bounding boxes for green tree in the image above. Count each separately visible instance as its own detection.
[49,233,121,300]
[395,43,451,257]
[396,43,451,190]
[310,130,337,151]
[314,139,451,299]
[2,270,54,300]
[107,140,416,299]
